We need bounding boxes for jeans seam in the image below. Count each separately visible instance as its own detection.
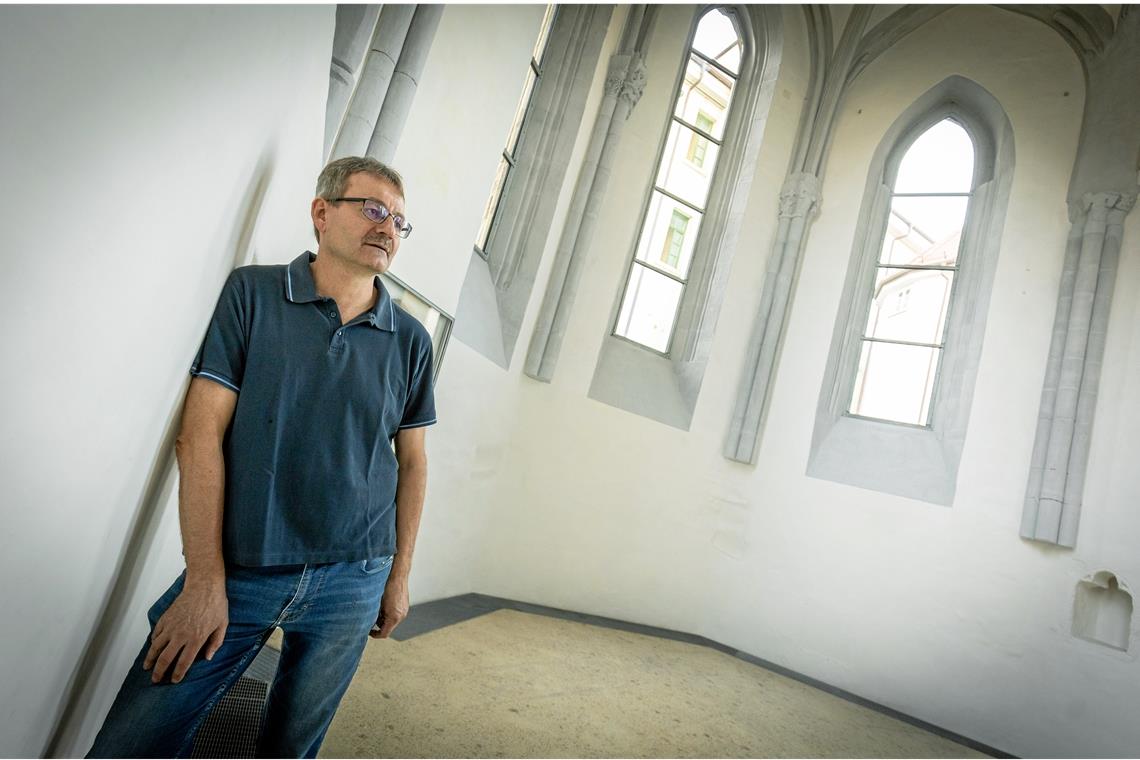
[271,563,311,628]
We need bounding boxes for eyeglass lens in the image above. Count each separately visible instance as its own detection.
[362,201,411,238]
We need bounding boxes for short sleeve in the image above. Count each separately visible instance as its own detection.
[399,334,436,429]
[189,271,247,393]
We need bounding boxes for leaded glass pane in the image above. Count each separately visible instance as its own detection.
[657,121,719,208]
[849,341,940,426]
[532,5,557,66]
[475,157,510,250]
[866,268,954,345]
[879,196,967,267]
[692,8,741,74]
[634,191,703,280]
[894,119,974,194]
[615,263,684,352]
[673,55,734,140]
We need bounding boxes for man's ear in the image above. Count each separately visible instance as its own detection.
[311,197,328,238]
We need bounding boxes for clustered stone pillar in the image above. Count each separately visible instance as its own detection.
[524,6,654,382]
[1021,192,1135,546]
[367,4,443,164]
[326,4,442,163]
[324,5,382,159]
[1020,6,1139,547]
[724,172,820,461]
[327,4,415,161]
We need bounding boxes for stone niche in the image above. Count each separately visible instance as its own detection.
[1072,571,1133,652]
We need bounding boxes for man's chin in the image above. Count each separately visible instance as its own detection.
[361,248,392,273]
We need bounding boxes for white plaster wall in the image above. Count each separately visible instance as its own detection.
[386,4,548,606]
[0,6,332,756]
[434,5,1140,757]
[4,3,1137,758]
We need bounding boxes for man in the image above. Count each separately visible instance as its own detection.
[87,156,436,758]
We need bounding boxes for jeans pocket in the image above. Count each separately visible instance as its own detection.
[360,555,394,575]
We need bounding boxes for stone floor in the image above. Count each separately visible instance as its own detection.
[319,609,989,758]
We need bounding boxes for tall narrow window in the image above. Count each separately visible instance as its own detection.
[848,118,975,426]
[473,4,557,258]
[614,7,742,353]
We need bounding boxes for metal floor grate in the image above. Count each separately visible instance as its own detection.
[189,643,280,758]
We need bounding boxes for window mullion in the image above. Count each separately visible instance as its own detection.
[861,336,945,351]
[688,48,738,81]
[654,185,705,215]
[671,115,722,146]
[877,263,958,272]
[633,259,688,286]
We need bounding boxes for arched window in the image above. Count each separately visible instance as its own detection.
[848,119,975,426]
[613,7,744,354]
[808,76,1015,506]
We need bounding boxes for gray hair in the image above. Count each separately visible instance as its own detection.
[313,156,406,242]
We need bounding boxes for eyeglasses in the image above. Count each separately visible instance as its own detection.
[331,197,413,239]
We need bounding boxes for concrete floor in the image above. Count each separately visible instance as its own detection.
[318,609,989,758]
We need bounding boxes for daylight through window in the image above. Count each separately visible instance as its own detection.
[848,118,975,426]
[614,7,742,353]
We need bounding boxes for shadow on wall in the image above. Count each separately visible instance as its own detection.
[44,148,277,757]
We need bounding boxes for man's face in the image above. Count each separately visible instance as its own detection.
[314,172,405,275]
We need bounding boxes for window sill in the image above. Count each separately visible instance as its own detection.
[805,413,956,506]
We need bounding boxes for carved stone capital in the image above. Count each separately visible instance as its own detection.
[1071,191,1138,224]
[604,53,647,111]
[778,172,821,219]
[618,55,648,110]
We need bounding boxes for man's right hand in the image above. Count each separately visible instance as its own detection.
[143,580,228,685]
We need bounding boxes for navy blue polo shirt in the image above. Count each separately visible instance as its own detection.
[189,251,436,566]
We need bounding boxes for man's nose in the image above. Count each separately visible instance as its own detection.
[372,214,397,236]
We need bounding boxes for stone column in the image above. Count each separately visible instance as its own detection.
[1021,6,1140,546]
[329,3,415,160]
[367,4,443,164]
[725,172,820,461]
[324,5,382,160]
[524,6,653,382]
[1022,192,1135,545]
[723,7,871,464]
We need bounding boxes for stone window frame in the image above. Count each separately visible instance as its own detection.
[588,4,783,430]
[806,76,1015,506]
[453,6,613,369]
[473,4,558,260]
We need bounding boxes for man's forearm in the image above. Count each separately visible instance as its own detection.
[174,438,227,588]
[391,457,427,580]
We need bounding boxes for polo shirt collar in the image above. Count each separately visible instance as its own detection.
[286,251,396,332]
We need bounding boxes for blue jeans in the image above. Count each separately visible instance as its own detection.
[86,557,393,758]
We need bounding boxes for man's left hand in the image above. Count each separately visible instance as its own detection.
[372,576,409,638]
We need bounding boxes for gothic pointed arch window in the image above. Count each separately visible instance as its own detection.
[808,76,1016,506]
[848,118,975,426]
[613,7,744,354]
